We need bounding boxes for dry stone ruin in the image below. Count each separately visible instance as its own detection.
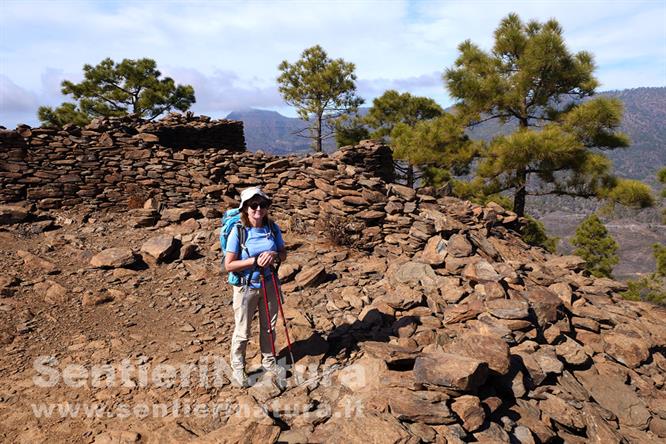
[0,113,665,443]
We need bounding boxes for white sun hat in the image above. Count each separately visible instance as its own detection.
[238,186,271,210]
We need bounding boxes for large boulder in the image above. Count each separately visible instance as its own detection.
[295,265,326,288]
[576,367,651,429]
[388,389,455,424]
[0,205,30,225]
[310,411,411,443]
[602,330,650,369]
[445,333,510,375]
[140,235,179,263]
[90,248,137,269]
[414,352,489,391]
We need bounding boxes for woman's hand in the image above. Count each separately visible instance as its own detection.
[257,251,278,268]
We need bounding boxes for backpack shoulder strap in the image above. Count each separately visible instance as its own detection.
[236,223,248,254]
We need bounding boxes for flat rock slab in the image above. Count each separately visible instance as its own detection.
[161,207,199,223]
[446,333,510,375]
[539,394,585,431]
[414,352,489,391]
[485,298,530,319]
[444,301,484,324]
[378,284,424,310]
[190,421,281,444]
[575,368,651,429]
[388,389,455,425]
[90,247,136,269]
[463,259,501,283]
[391,261,438,288]
[295,265,326,288]
[140,235,178,263]
[556,337,589,366]
[602,331,650,368]
[309,411,411,443]
[0,205,30,224]
[18,250,59,274]
[361,342,420,364]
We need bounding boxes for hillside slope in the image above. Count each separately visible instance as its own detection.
[1,146,665,443]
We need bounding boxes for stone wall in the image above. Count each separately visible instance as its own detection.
[1,113,519,258]
[0,113,245,208]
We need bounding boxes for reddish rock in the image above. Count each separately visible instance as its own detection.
[602,331,650,369]
[140,235,178,263]
[556,337,589,366]
[576,367,651,429]
[447,234,473,258]
[295,265,326,288]
[522,286,562,327]
[446,333,510,375]
[414,352,489,391]
[539,393,585,431]
[462,259,501,283]
[422,235,448,265]
[90,247,136,269]
[485,298,529,319]
[451,395,485,432]
[388,389,455,424]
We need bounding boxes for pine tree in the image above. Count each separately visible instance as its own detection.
[391,113,479,188]
[361,90,444,187]
[38,58,195,127]
[277,45,363,152]
[571,213,619,278]
[521,216,558,253]
[443,13,653,217]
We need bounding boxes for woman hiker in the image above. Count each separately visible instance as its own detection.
[224,187,287,388]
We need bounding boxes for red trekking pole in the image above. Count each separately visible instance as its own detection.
[259,270,276,358]
[270,267,296,367]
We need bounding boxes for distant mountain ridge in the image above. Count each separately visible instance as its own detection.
[226,109,336,155]
[228,87,666,184]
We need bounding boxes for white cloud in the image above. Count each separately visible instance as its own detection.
[0,0,663,128]
[0,75,37,112]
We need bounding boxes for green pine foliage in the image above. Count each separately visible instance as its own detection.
[37,102,90,128]
[442,13,652,217]
[277,45,363,152]
[334,114,370,147]
[622,243,666,305]
[365,90,444,140]
[354,90,446,186]
[38,58,195,127]
[571,213,619,278]
[391,113,479,187]
[521,216,559,253]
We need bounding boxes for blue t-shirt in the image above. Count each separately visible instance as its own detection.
[225,223,285,288]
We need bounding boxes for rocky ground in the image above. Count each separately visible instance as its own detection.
[0,197,665,444]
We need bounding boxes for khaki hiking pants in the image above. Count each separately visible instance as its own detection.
[230,279,279,371]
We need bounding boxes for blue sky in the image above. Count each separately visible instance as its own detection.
[1,0,665,127]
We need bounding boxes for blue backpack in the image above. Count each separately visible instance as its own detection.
[220,209,248,286]
[220,208,278,286]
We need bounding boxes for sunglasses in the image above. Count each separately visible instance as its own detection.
[247,201,270,210]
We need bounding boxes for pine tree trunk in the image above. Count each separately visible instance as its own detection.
[514,168,527,217]
[514,117,529,217]
[315,114,323,153]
